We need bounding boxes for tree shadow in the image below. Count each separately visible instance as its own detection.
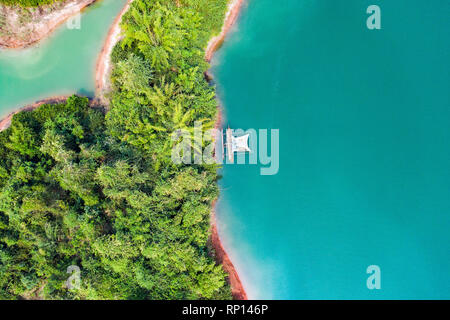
[76,88,95,98]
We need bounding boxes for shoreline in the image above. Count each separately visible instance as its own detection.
[210,202,248,300]
[0,95,101,131]
[207,0,248,300]
[205,0,245,62]
[94,0,134,103]
[0,96,68,131]
[0,0,97,49]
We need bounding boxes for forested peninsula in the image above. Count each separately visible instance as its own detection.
[0,0,234,299]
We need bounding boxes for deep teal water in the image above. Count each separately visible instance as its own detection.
[0,0,127,117]
[212,0,450,299]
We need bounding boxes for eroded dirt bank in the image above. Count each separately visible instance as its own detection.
[95,0,134,103]
[205,0,244,62]
[0,95,102,131]
[0,0,97,49]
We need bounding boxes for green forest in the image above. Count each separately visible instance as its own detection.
[0,0,63,7]
[0,0,231,299]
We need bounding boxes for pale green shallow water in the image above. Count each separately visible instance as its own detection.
[0,0,127,117]
[213,0,450,299]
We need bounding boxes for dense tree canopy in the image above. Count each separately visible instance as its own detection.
[0,0,231,299]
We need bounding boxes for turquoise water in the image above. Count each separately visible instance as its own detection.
[213,0,450,299]
[0,0,127,117]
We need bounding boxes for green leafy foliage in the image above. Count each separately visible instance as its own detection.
[0,0,63,7]
[0,0,231,299]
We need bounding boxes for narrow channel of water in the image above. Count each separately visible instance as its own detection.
[0,0,127,117]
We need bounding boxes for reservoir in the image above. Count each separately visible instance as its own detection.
[213,0,450,299]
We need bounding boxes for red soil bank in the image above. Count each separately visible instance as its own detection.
[205,0,245,62]
[210,204,248,300]
[207,0,248,300]
[95,0,134,101]
[0,0,97,49]
[0,96,69,131]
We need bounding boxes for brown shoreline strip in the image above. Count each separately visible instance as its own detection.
[210,206,248,300]
[205,0,245,62]
[207,0,248,300]
[95,0,134,102]
[0,95,102,132]
[0,96,68,131]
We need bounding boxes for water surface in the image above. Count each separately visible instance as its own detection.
[0,0,127,117]
[213,0,450,299]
